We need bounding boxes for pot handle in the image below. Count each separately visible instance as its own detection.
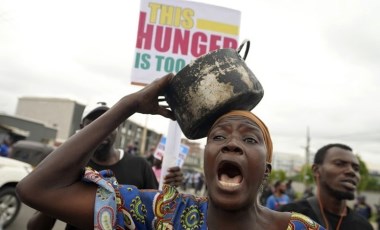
[236,39,250,60]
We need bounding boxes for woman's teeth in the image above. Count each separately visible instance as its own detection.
[219,174,242,187]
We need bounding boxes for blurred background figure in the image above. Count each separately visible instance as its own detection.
[266,180,290,210]
[145,147,156,166]
[259,182,273,206]
[181,170,191,191]
[285,179,296,202]
[302,185,315,200]
[353,195,372,220]
[151,157,162,183]
[376,199,380,230]
[126,141,139,155]
[194,172,204,195]
[0,138,13,157]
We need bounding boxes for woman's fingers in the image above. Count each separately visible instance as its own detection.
[163,166,183,187]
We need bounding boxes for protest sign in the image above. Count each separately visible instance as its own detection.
[154,135,190,167]
[154,132,190,189]
[132,0,241,85]
[133,0,241,190]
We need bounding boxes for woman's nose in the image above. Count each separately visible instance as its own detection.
[221,138,242,154]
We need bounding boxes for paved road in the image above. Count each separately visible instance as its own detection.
[5,204,66,230]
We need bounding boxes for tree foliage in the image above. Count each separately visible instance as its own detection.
[300,164,314,185]
[356,154,369,192]
[365,176,380,191]
[269,169,287,183]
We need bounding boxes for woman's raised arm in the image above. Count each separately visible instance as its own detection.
[16,73,175,229]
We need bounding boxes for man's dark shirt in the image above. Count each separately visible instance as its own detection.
[88,152,159,189]
[279,197,374,230]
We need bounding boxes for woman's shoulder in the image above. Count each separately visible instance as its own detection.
[288,212,325,230]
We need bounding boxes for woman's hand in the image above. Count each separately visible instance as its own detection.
[133,73,176,120]
[163,166,183,187]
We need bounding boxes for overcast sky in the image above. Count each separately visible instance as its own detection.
[1,0,379,170]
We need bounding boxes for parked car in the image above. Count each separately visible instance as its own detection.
[9,140,54,167]
[0,157,33,228]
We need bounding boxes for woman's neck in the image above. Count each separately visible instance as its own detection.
[207,202,277,230]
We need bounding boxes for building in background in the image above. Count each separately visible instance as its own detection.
[0,114,57,144]
[13,97,164,154]
[271,152,305,177]
[3,96,307,176]
[181,139,204,171]
[16,97,85,143]
[117,119,162,156]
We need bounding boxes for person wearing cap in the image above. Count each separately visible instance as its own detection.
[26,101,183,230]
[17,73,324,229]
[279,143,373,230]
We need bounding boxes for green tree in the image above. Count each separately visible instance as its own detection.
[356,154,369,192]
[269,169,287,183]
[365,176,380,191]
[299,164,314,185]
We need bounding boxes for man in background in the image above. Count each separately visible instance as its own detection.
[285,179,296,202]
[0,138,12,157]
[265,180,290,210]
[279,143,373,230]
[353,195,372,220]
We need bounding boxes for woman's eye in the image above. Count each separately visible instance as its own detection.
[212,135,225,141]
[244,137,257,144]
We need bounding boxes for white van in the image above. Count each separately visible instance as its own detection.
[0,157,33,228]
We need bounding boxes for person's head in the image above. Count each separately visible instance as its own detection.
[80,102,109,128]
[81,102,117,161]
[273,180,286,194]
[2,137,12,146]
[153,157,162,168]
[312,143,360,201]
[357,195,366,204]
[305,186,314,193]
[149,147,155,155]
[286,179,292,188]
[204,110,272,211]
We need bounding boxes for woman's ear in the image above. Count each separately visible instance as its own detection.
[265,163,272,177]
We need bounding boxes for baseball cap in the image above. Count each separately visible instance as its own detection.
[81,102,110,122]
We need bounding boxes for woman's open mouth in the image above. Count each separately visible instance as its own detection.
[217,161,243,189]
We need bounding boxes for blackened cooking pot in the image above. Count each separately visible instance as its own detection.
[165,40,264,140]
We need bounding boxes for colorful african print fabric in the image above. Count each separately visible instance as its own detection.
[83,168,325,230]
[287,212,325,230]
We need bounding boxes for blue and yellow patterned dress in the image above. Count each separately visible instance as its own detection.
[83,168,325,230]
